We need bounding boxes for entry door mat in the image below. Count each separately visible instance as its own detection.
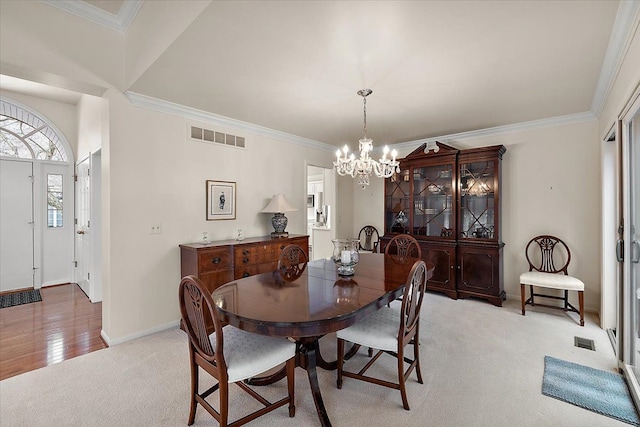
[542,355,640,426]
[0,289,42,309]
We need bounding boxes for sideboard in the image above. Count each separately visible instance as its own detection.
[179,234,309,292]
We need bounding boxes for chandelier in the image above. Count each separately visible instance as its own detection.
[333,89,400,188]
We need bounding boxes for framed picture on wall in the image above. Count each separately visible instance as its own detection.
[206,180,236,220]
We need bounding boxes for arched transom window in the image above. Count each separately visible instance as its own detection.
[0,100,68,162]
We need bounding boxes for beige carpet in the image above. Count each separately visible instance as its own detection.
[0,294,628,426]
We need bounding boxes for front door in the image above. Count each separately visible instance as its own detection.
[75,158,90,297]
[0,159,34,292]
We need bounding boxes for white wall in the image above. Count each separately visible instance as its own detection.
[353,120,602,312]
[101,90,335,342]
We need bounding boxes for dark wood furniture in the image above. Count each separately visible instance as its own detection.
[384,233,422,260]
[520,235,585,326]
[179,235,309,292]
[278,244,308,280]
[179,276,296,426]
[212,253,434,427]
[336,260,429,410]
[381,142,506,306]
[357,225,380,252]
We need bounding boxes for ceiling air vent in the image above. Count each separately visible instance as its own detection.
[189,125,245,149]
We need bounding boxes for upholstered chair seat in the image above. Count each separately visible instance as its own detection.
[212,326,296,383]
[520,271,585,291]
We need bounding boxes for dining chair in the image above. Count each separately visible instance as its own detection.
[278,244,308,280]
[336,260,428,410]
[178,275,296,426]
[520,235,585,326]
[357,225,380,253]
[384,234,422,260]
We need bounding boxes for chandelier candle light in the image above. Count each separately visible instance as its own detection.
[333,89,400,188]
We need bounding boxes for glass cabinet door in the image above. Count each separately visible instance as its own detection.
[459,160,496,240]
[413,164,454,237]
[385,169,411,234]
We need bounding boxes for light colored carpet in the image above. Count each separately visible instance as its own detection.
[0,294,629,426]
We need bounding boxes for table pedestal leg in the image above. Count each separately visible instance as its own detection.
[298,338,332,427]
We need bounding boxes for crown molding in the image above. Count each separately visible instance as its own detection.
[393,111,597,153]
[125,91,596,156]
[43,0,144,33]
[124,92,336,153]
[591,0,640,116]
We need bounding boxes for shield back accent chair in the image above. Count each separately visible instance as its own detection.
[178,275,296,426]
[358,225,380,253]
[336,260,428,410]
[384,234,422,260]
[520,235,585,326]
[278,244,308,280]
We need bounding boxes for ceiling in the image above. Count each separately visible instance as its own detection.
[3,1,627,148]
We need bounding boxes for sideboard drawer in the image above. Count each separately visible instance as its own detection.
[198,247,233,273]
[235,261,278,279]
[235,244,281,265]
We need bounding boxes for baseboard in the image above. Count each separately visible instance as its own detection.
[100,319,180,347]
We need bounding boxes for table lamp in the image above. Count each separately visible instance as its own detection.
[261,194,297,238]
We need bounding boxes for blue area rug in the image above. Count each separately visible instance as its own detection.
[542,355,640,426]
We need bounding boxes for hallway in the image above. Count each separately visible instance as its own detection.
[0,284,105,380]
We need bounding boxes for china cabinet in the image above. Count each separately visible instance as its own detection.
[380,143,506,306]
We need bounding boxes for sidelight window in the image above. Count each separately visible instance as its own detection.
[47,174,63,228]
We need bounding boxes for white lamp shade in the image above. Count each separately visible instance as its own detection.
[260,194,298,213]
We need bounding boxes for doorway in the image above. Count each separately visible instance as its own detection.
[0,159,34,292]
[619,94,640,407]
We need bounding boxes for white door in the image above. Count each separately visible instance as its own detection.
[75,158,91,297]
[0,159,34,292]
[621,100,640,407]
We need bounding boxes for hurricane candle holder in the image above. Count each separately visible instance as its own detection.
[331,238,360,276]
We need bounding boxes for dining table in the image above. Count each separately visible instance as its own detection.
[212,252,435,427]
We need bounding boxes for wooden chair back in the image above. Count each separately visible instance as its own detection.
[400,260,428,342]
[179,276,225,372]
[524,235,571,275]
[358,225,380,252]
[278,244,308,280]
[385,234,422,260]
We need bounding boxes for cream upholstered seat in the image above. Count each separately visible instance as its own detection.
[179,275,296,426]
[520,271,585,291]
[212,326,296,383]
[336,260,428,410]
[520,235,585,326]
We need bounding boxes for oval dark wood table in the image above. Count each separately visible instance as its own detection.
[212,253,434,427]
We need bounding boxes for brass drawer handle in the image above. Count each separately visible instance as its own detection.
[243,249,249,255]
[242,272,250,278]
[212,257,221,264]
[243,258,249,264]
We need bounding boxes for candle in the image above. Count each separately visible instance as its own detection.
[341,250,351,263]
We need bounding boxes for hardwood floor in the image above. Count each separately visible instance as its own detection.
[0,283,106,380]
